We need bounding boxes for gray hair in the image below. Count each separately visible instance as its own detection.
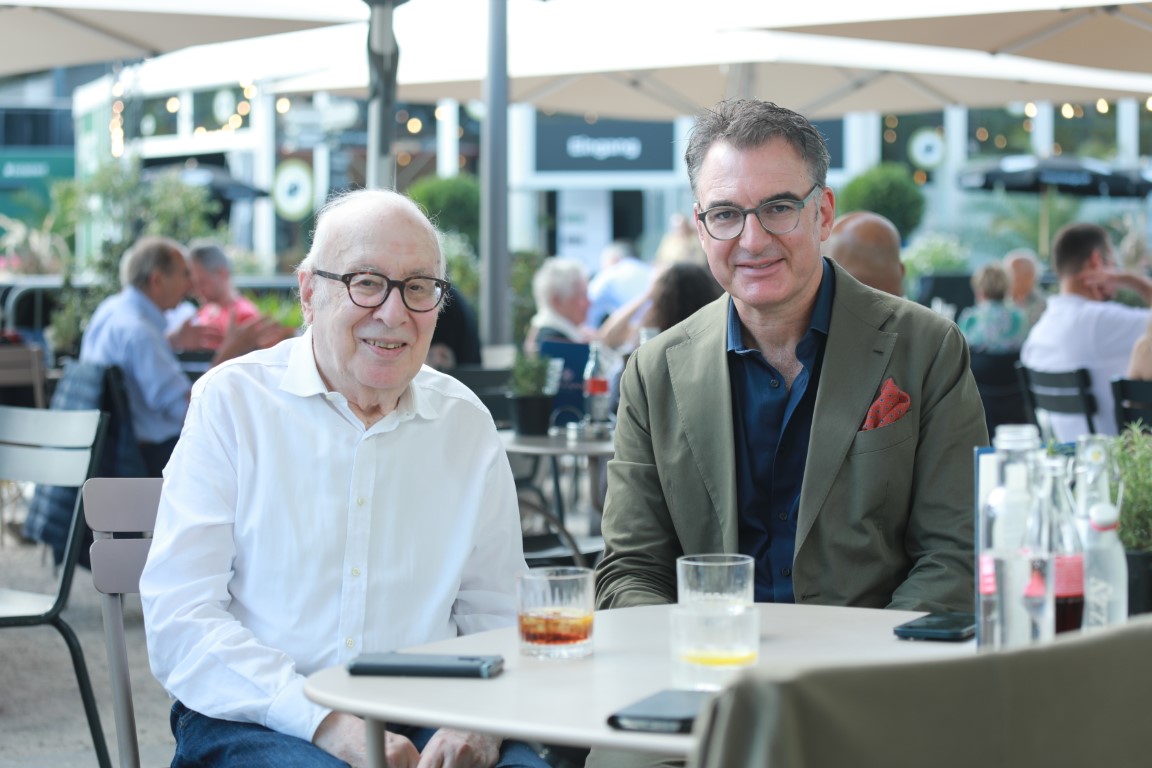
[685,99,831,198]
[187,239,231,274]
[120,236,185,290]
[296,188,445,279]
[532,257,587,309]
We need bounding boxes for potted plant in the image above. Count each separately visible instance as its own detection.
[1114,423,1152,614]
[507,354,555,436]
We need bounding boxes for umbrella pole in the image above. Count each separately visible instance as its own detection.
[1038,185,1052,262]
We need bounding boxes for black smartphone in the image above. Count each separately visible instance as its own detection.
[606,689,712,734]
[347,652,504,679]
[893,611,977,642]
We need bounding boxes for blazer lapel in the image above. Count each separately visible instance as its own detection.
[666,298,739,551]
[796,267,897,550]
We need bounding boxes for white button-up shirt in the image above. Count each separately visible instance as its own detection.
[140,330,527,742]
[1021,294,1149,440]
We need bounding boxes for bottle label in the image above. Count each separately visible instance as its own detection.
[584,377,609,395]
[1054,554,1085,598]
[978,554,997,596]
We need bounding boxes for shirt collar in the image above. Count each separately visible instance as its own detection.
[125,286,168,334]
[530,305,584,341]
[726,258,835,352]
[279,327,438,424]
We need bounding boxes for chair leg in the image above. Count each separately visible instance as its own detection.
[52,616,113,768]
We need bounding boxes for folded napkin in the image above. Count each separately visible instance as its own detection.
[861,378,911,431]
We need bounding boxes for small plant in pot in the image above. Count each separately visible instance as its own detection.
[507,354,558,436]
[1113,423,1152,615]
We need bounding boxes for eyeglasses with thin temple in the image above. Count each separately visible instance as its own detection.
[696,183,823,241]
[312,270,450,312]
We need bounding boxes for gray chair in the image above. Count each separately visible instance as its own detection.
[0,404,110,768]
[1015,362,1097,440]
[691,615,1152,768]
[1111,377,1152,433]
[83,477,165,768]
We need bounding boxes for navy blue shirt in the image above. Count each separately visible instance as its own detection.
[728,259,835,603]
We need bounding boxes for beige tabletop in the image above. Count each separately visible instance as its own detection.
[499,429,615,458]
[305,603,974,765]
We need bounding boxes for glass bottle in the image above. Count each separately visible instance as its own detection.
[1083,501,1129,629]
[1039,456,1084,634]
[582,341,611,425]
[979,424,1043,650]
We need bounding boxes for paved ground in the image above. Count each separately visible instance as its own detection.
[0,529,175,768]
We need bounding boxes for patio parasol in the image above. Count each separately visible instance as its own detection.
[959,154,1152,257]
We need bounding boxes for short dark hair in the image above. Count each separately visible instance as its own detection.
[684,99,831,198]
[1051,222,1111,277]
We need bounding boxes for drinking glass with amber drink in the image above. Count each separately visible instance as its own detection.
[516,566,594,659]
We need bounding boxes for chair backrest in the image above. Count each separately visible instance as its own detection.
[0,404,105,616]
[1111,377,1152,433]
[1015,362,1096,439]
[82,477,165,768]
[969,350,1027,435]
[453,365,514,428]
[0,344,47,407]
[691,615,1152,768]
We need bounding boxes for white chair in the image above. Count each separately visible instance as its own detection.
[82,477,165,768]
[0,404,110,768]
[690,615,1152,768]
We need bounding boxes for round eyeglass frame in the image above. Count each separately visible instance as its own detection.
[696,183,823,241]
[312,270,450,312]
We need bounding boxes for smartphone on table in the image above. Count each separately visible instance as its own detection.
[347,652,505,678]
[893,611,976,642]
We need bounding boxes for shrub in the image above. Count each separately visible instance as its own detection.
[836,163,926,241]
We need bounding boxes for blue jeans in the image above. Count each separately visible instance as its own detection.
[169,701,550,767]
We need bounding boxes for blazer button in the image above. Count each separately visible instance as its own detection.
[781,567,792,577]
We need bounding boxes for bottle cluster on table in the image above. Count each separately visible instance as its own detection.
[977,426,1128,651]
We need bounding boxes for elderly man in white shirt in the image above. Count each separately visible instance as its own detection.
[140,189,545,768]
[1021,222,1152,441]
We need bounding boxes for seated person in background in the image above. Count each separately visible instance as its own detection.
[597,262,723,351]
[1005,247,1048,328]
[586,240,653,328]
[1021,222,1152,439]
[1127,312,1152,380]
[957,263,1029,353]
[79,236,271,476]
[168,239,294,352]
[523,256,591,356]
[140,189,546,768]
[654,212,707,266]
[823,210,905,297]
[426,285,482,371]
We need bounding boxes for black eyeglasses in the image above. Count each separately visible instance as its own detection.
[696,183,822,241]
[312,270,449,312]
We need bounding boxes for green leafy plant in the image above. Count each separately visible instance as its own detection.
[1115,423,1152,552]
[248,293,303,329]
[408,173,481,251]
[509,353,552,396]
[901,232,971,299]
[836,162,926,241]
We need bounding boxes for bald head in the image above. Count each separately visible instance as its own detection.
[1003,248,1039,302]
[825,211,904,297]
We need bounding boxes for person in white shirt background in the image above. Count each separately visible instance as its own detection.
[140,189,546,768]
[585,240,653,329]
[1020,222,1152,441]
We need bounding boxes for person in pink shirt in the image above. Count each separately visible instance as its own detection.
[187,240,261,344]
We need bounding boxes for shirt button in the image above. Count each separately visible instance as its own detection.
[781,567,792,577]
[351,567,361,577]
[770,379,780,388]
[778,512,788,521]
[345,637,355,648]
[356,497,365,506]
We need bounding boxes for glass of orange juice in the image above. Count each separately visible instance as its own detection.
[516,566,594,659]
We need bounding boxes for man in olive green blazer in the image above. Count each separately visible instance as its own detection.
[596,262,987,614]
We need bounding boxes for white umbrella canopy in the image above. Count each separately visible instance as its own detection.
[268,19,1152,122]
[742,1,1152,73]
[0,0,368,78]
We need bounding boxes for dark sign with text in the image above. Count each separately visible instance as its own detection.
[536,115,676,173]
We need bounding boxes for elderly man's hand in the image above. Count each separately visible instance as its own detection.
[313,712,421,768]
[212,314,289,365]
[168,317,224,352]
[416,728,501,768]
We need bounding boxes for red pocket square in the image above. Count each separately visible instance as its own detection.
[862,378,910,431]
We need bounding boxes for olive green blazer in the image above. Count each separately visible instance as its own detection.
[595,260,988,613]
